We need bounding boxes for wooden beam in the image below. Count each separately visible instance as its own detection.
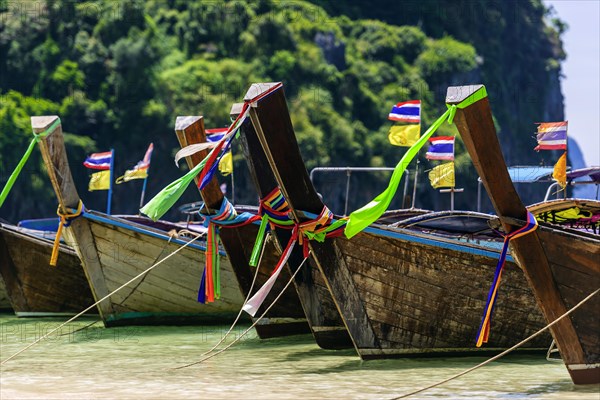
[174,116,223,210]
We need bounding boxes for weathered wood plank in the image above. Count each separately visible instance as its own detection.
[537,229,600,276]
[0,227,27,312]
[92,226,243,313]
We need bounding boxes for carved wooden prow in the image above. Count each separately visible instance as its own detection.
[232,103,353,349]
[244,83,380,352]
[447,86,588,382]
[446,85,528,230]
[31,116,113,320]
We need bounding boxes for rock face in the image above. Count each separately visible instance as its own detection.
[314,32,346,70]
[569,138,599,200]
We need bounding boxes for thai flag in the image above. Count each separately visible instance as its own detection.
[134,143,154,171]
[206,128,228,142]
[426,136,455,161]
[535,121,567,151]
[83,151,113,170]
[388,100,421,123]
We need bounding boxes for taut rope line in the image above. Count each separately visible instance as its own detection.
[391,287,600,399]
[173,252,311,370]
[198,233,271,358]
[0,231,205,366]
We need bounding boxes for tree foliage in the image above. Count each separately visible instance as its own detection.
[0,0,564,220]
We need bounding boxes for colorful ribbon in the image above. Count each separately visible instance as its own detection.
[345,86,489,239]
[242,188,346,315]
[197,197,260,303]
[475,211,538,346]
[141,83,283,222]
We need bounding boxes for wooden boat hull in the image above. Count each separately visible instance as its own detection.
[336,227,549,357]
[0,275,12,311]
[0,223,94,316]
[243,82,548,357]
[448,84,600,384]
[77,212,245,326]
[535,225,600,383]
[174,116,310,339]
[31,116,247,327]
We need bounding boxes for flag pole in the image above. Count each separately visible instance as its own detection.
[411,159,419,209]
[410,106,423,209]
[107,148,114,215]
[138,149,153,211]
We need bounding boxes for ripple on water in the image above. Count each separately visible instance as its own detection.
[1,315,598,399]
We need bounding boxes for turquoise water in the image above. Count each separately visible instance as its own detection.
[0,315,598,399]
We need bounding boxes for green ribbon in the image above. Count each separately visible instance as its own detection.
[0,118,62,208]
[140,154,209,221]
[304,218,347,242]
[249,214,269,267]
[344,87,487,239]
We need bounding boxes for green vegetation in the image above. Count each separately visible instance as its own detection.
[0,0,564,221]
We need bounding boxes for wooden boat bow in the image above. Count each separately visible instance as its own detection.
[244,82,385,353]
[31,116,114,319]
[448,84,599,384]
[174,115,311,338]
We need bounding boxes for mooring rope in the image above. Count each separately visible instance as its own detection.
[391,287,600,399]
[0,230,205,366]
[117,231,177,306]
[197,233,271,358]
[173,252,311,370]
[57,319,101,337]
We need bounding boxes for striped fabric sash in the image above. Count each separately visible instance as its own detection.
[242,188,347,316]
[197,197,260,303]
[475,211,538,346]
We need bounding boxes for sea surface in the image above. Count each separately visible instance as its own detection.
[0,314,598,399]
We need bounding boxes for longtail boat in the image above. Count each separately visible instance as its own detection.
[448,84,600,384]
[32,116,244,326]
[173,116,310,339]
[0,222,94,316]
[242,82,548,358]
[230,105,353,349]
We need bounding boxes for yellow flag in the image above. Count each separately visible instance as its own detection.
[428,162,455,189]
[219,151,233,176]
[89,170,110,191]
[116,168,148,184]
[388,124,420,147]
[553,151,567,189]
